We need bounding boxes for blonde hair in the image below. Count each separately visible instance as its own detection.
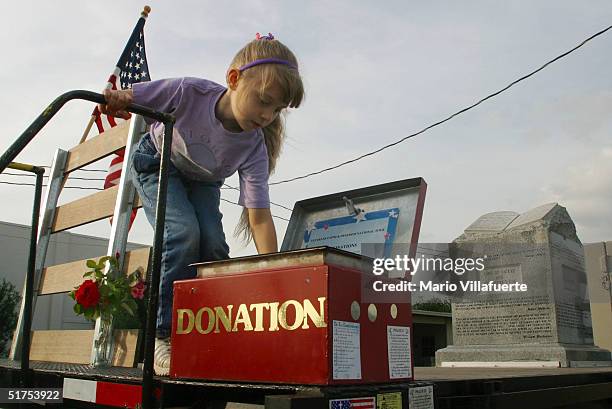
[230,38,304,243]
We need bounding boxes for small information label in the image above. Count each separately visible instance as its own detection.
[0,388,63,403]
[332,320,362,380]
[387,325,412,378]
[376,391,402,409]
[408,385,434,409]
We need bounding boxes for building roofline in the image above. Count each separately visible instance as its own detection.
[0,220,148,247]
[412,309,452,318]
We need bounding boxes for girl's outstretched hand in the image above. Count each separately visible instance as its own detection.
[99,88,133,119]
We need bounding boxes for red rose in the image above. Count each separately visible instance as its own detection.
[75,280,100,309]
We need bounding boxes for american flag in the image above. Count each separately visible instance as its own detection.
[329,397,376,409]
[93,11,150,226]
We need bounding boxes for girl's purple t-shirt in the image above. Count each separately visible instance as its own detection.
[132,77,270,209]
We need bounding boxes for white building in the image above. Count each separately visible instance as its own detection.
[0,220,145,331]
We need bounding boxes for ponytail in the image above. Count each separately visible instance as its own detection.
[234,115,284,243]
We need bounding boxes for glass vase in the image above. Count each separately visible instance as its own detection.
[92,311,114,368]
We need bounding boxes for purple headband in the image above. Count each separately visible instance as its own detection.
[239,57,298,72]
[238,32,298,72]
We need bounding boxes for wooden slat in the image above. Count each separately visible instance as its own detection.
[52,186,118,232]
[39,247,151,295]
[29,329,139,367]
[65,120,131,173]
[123,246,150,278]
[30,330,93,364]
[51,186,142,233]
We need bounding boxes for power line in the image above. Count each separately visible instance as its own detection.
[219,197,290,222]
[0,181,103,190]
[6,172,294,212]
[222,183,293,212]
[2,172,105,181]
[41,165,107,173]
[30,21,610,215]
[268,23,612,186]
[0,180,291,222]
[38,169,295,211]
[73,169,106,173]
[29,24,612,196]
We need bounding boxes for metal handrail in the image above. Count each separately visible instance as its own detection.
[0,90,175,409]
[3,162,44,388]
[0,90,173,172]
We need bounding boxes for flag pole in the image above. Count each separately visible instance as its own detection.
[77,6,151,145]
[78,116,96,144]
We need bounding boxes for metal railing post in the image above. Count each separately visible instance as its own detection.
[142,119,174,409]
[4,163,45,387]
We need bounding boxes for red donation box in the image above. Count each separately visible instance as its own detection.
[170,178,427,384]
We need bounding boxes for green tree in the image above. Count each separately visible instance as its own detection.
[0,278,20,357]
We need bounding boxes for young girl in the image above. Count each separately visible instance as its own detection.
[100,34,304,375]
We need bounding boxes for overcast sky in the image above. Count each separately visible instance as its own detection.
[1,1,611,258]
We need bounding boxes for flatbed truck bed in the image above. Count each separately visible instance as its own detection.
[2,359,611,408]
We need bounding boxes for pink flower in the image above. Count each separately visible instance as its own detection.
[131,281,146,300]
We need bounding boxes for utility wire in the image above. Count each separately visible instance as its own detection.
[222,183,293,212]
[0,181,103,191]
[32,21,610,212]
[2,172,105,181]
[268,23,612,186]
[37,169,295,211]
[31,25,612,197]
[0,180,291,222]
[219,197,290,222]
[41,165,107,173]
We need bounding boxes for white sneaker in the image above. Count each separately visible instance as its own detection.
[154,337,171,376]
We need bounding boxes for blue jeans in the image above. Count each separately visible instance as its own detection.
[130,133,230,338]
